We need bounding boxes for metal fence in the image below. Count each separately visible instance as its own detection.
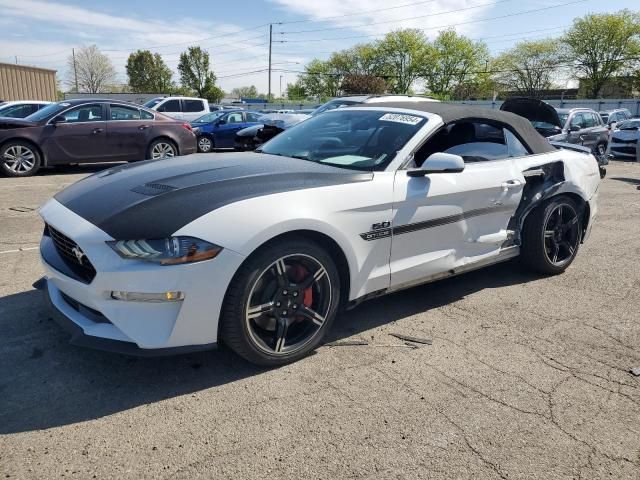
[452,98,640,115]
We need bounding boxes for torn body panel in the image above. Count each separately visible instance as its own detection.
[510,147,600,246]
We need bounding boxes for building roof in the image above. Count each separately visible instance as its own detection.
[357,101,556,155]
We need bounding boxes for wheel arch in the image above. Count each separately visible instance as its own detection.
[0,137,47,166]
[148,135,180,155]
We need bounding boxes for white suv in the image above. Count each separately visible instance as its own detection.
[144,96,209,122]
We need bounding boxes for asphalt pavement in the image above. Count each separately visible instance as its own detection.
[1,160,639,479]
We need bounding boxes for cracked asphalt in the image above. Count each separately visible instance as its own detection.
[1,160,639,479]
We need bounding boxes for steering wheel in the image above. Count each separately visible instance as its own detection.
[308,137,344,160]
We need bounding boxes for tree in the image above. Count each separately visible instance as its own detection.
[565,10,640,98]
[177,46,217,97]
[341,74,387,94]
[126,50,173,92]
[286,81,307,100]
[376,29,432,94]
[231,85,259,98]
[204,85,225,103]
[426,30,489,99]
[66,45,116,93]
[492,39,564,97]
[299,59,342,99]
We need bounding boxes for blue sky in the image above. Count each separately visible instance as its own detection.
[0,0,637,93]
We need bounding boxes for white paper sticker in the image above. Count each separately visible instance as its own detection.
[379,113,423,125]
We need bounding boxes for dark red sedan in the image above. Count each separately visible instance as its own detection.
[0,99,197,177]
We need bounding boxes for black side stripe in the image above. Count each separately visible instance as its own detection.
[359,205,513,241]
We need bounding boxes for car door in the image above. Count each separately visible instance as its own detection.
[156,99,183,120]
[389,122,524,290]
[214,112,247,147]
[42,103,107,164]
[105,104,154,160]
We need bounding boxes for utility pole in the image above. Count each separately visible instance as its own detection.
[280,75,284,98]
[268,24,272,102]
[14,56,18,64]
[72,48,79,92]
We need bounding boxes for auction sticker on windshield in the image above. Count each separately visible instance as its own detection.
[379,113,423,125]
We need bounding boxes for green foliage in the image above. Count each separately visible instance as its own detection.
[126,50,174,93]
[492,39,564,98]
[231,85,259,98]
[565,9,640,97]
[341,74,387,95]
[204,85,225,103]
[299,59,342,98]
[177,46,217,97]
[425,30,490,98]
[375,29,432,94]
[286,81,307,100]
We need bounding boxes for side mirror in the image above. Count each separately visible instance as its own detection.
[51,115,66,125]
[407,152,465,177]
[569,125,581,132]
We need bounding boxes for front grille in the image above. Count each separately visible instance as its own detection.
[612,137,637,145]
[46,224,97,282]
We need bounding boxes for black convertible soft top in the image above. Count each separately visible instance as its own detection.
[357,101,556,155]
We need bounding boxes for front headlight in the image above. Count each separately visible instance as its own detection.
[107,237,222,265]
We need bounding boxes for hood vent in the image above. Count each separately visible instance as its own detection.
[131,182,177,196]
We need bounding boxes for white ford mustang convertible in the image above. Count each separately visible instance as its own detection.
[38,102,600,365]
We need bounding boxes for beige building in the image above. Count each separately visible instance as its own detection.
[0,62,57,102]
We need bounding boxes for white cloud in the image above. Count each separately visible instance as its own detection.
[270,0,496,38]
[0,0,296,93]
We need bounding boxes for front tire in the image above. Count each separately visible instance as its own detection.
[0,140,41,177]
[197,135,214,153]
[220,238,341,366]
[520,195,582,275]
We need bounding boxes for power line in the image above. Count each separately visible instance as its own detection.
[277,0,514,35]
[277,0,589,43]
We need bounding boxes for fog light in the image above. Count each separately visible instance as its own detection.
[110,291,185,302]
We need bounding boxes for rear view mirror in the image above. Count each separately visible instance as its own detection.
[407,152,465,177]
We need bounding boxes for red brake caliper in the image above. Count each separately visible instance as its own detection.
[289,265,314,313]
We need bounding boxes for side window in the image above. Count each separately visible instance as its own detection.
[505,129,530,157]
[110,105,141,120]
[227,112,243,123]
[570,113,585,129]
[61,104,103,123]
[415,121,509,165]
[184,100,204,112]
[246,112,261,122]
[158,99,181,113]
[141,110,154,120]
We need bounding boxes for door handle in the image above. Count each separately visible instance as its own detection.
[138,125,150,130]
[501,179,522,190]
[92,128,104,134]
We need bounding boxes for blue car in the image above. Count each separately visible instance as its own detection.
[190,110,263,152]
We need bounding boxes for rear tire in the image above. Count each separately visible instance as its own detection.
[0,140,41,177]
[220,237,341,366]
[147,138,177,160]
[520,195,582,275]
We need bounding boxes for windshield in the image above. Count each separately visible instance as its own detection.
[259,109,426,171]
[558,113,569,126]
[25,102,70,122]
[143,98,163,109]
[618,120,640,130]
[311,99,360,116]
[191,111,226,124]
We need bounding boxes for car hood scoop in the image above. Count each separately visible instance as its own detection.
[54,152,372,239]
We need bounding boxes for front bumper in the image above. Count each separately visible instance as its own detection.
[39,199,246,355]
[609,142,638,160]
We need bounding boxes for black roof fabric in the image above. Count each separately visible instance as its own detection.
[358,101,555,155]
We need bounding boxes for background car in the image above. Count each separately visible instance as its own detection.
[234,113,310,151]
[143,96,209,121]
[0,101,51,118]
[190,109,263,152]
[0,99,196,177]
[310,94,438,116]
[608,118,640,160]
[500,97,610,161]
[599,108,632,129]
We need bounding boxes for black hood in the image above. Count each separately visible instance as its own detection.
[500,97,563,130]
[55,152,372,239]
[0,118,37,130]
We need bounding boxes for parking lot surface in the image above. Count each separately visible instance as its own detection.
[1,161,639,479]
